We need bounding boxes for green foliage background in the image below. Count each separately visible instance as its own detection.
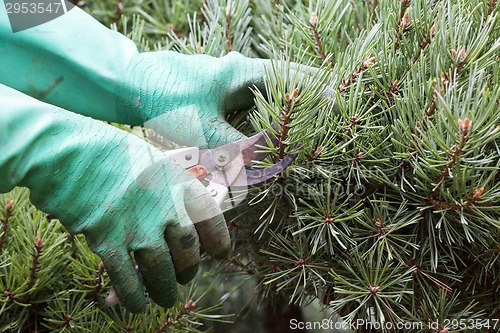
[1,0,500,332]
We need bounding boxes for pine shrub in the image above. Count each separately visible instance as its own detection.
[1,0,500,332]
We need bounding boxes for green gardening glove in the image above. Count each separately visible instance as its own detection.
[117,50,268,148]
[0,83,230,313]
[0,4,270,148]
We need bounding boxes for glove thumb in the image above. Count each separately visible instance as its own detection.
[203,115,246,148]
[143,106,246,149]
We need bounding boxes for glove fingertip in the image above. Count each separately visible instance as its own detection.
[175,264,199,285]
[127,297,148,314]
[152,290,178,309]
[213,247,230,260]
[98,250,148,313]
[116,282,148,313]
[205,117,246,148]
[199,216,231,259]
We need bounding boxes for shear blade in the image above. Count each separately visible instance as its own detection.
[241,126,280,165]
[233,145,301,187]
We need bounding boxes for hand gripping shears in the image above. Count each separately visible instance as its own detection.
[106,128,300,306]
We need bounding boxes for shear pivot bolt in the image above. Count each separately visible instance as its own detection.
[185,153,192,160]
[210,189,218,197]
[214,149,230,167]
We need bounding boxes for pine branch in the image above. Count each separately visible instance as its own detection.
[154,300,197,333]
[225,2,232,53]
[394,4,412,49]
[351,151,364,165]
[276,88,299,162]
[428,188,485,211]
[488,0,497,15]
[309,12,329,63]
[89,262,106,301]
[306,146,323,162]
[451,46,469,73]
[67,232,78,258]
[387,248,452,292]
[61,315,73,329]
[432,118,472,191]
[398,0,411,22]
[365,41,469,199]
[114,0,123,28]
[426,118,486,211]
[22,235,45,303]
[339,56,375,92]
[345,114,359,138]
[199,0,208,26]
[408,25,435,71]
[372,217,388,237]
[370,0,379,23]
[0,198,13,253]
[350,1,365,30]
[386,79,400,102]
[4,235,46,304]
[361,156,412,198]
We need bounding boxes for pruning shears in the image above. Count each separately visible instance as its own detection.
[162,127,300,210]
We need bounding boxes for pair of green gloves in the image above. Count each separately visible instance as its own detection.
[0,4,271,312]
